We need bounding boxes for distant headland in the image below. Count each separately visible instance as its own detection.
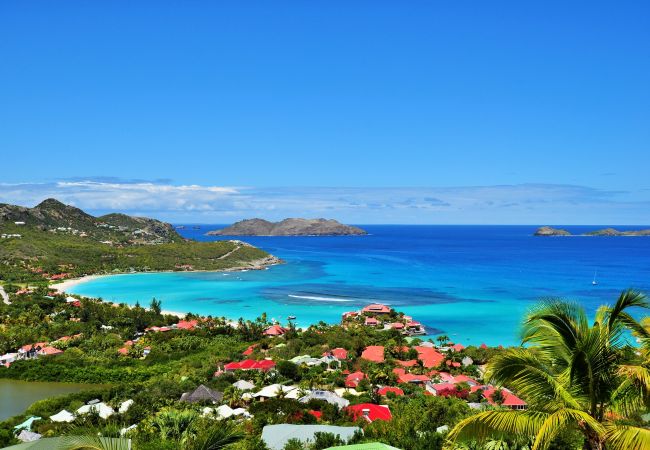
[534,226,650,236]
[206,218,367,236]
[0,198,279,283]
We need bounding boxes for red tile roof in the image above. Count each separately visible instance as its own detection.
[377,386,404,396]
[323,348,348,360]
[177,319,199,330]
[483,388,527,407]
[415,346,445,368]
[453,374,479,385]
[397,373,430,384]
[362,304,392,314]
[391,322,404,329]
[243,344,258,356]
[223,359,276,371]
[361,346,385,363]
[346,403,392,422]
[451,343,465,352]
[345,371,366,388]
[39,346,63,356]
[364,317,379,326]
[264,325,288,336]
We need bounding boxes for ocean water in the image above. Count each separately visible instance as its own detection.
[69,226,650,346]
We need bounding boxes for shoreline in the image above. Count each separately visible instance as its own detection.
[50,271,272,325]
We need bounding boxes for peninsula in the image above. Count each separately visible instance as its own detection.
[534,226,650,236]
[0,199,280,283]
[206,218,367,236]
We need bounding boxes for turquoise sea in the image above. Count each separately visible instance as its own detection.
[69,226,650,346]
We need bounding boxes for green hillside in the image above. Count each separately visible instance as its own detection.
[0,199,278,283]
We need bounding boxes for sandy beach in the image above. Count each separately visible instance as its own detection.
[51,274,110,293]
[52,274,188,319]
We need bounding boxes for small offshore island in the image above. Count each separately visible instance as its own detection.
[207,218,367,236]
[534,225,650,236]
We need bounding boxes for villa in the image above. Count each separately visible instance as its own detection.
[264,325,288,336]
[361,345,385,363]
[345,371,366,388]
[362,304,392,314]
[221,359,276,372]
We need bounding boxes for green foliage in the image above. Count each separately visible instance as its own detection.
[447,290,650,450]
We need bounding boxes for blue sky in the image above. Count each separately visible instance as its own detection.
[1,2,649,223]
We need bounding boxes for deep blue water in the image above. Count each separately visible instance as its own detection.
[70,225,650,346]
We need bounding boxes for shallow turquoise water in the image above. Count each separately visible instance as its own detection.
[70,225,650,346]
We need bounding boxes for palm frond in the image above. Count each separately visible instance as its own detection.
[605,423,650,450]
[531,408,604,450]
[57,435,131,450]
[445,410,546,447]
[606,290,649,335]
[486,349,581,411]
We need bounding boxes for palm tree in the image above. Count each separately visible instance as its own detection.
[187,422,245,450]
[446,289,650,450]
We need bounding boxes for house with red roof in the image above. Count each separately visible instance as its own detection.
[483,388,527,410]
[264,325,288,336]
[428,382,468,398]
[451,343,465,352]
[364,317,379,327]
[345,371,366,388]
[391,322,404,330]
[39,346,64,356]
[346,403,392,422]
[445,360,461,368]
[176,319,199,330]
[415,346,444,368]
[397,373,430,385]
[362,304,392,314]
[377,386,404,397]
[323,348,348,360]
[222,359,276,373]
[453,374,479,386]
[361,346,384,363]
[433,371,457,384]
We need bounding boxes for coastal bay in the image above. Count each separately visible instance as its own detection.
[67,225,650,346]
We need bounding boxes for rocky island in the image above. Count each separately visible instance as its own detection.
[206,218,367,236]
[534,226,650,236]
[533,226,571,236]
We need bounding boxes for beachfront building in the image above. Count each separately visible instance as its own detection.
[362,304,392,315]
[264,325,288,336]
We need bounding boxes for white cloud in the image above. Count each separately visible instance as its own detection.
[0,180,648,224]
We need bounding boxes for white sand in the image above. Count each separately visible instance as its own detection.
[51,274,109,293]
